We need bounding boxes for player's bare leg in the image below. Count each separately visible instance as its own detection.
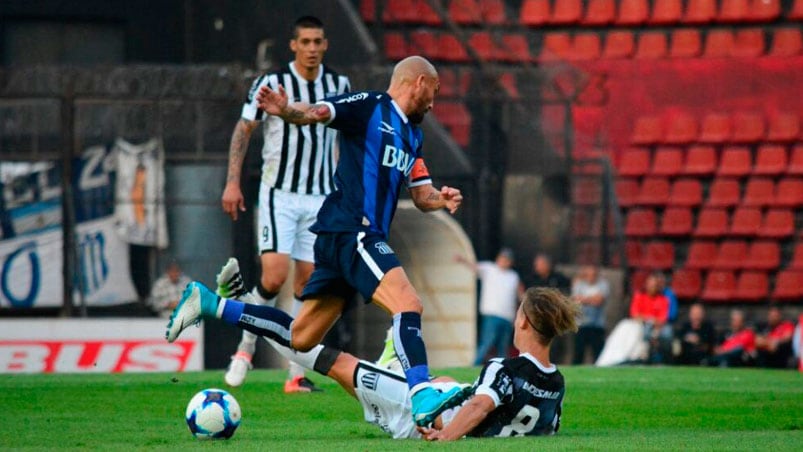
[284,259,322,393]
[371,267,468,426]
[289,295,346,351]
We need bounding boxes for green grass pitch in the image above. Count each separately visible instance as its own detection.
[1,366,801,451]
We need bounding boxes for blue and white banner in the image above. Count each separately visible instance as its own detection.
[0,216,138,308]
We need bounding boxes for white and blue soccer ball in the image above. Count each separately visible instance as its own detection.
[185,388,242,439]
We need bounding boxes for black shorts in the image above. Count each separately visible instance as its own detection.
[301,231,402,303]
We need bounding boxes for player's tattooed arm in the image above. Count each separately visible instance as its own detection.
[221,118,258,220]
[410,185,463,214]
[256,85,331,124]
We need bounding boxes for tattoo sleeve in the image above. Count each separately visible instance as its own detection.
[227,120,252,182]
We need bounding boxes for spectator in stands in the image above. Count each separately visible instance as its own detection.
[147,260,191,318]
[596,273,670,366]
[524,253,571,294]
[655,272,679,323]
[455,248,523,365]
[708,309,755,368]
[674,303,715,366]
[755,306,795,369]
[571,265,609,364]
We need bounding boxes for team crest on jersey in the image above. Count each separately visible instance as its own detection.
[374,241,394,255]
[361,372,379,391]
[335,92,368,104]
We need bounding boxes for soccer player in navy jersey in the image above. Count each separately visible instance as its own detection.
[167,56,466,426]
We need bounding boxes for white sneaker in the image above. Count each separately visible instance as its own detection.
[216,258,248,299]
[224,352,253,387]
[165,282,217,343]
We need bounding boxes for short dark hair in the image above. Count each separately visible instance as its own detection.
[293,15,324,38]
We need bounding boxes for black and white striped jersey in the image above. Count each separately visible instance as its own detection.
[241,62,350,195]
[468,353,565,437]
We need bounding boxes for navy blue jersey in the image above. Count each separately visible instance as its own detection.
[468,354,565,437]
[313,91,432,238]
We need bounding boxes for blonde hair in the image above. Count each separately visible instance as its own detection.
[521,287,581,345]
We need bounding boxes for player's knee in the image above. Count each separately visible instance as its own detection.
[290,330,317,352]
[259,273,284,293]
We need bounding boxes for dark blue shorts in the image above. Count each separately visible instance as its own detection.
[301,231,402,303]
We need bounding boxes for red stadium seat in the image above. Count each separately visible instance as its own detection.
[360,0,376,22]
[604,31,636,59]
[637,177,671,206]
[670,29,703,58]
[694,208,729,237]
[631,115,663,144]
[749,0,781,22]
[669,178,703,206]
[735,271,769,301]
[409,30,440,60]
[713,240,748,270]
[699,113,732,143]
[672,268,702,299]
[480,0,508,24]
[573,178,601,206]
[772,270,803,301]
[758,209,794,238]
[686,241,718,269]
[625,208,658,237]
[615,179,639,207]
[584,0,616,25]
[651,147,684,176]
[635,32,668,59]
[618,148,651,176]
[541,32,572,61]
[383,0,420,23]
[683,145,717,175]
[717,146,752,177]
[630,269,650,293]
[744,241,780,270]
[685,0,717,23]
[617,0,649,24]
[643,241,675,269]
[791,243,803,270]
[729,207,762,236]
[384,33,409,61]
[572,33,602,60]
[432,102,472,146]
[731,111,766,142]
[704,30,735,58]
[625,240,644,267]
[552,0,582,24]
[732,29,765,57]
[501,33,534,62]
[418,0,443,24]
[701,271,736,302]
[753,145,787,176]
[664,112,698,143]
[742,177,775,207]
[449,0,483,24]
[766,112,800,141]
[707,178,741,207]
[775,178,803,207]
[660,207,693,236]
[788,145,803,175]
[769,28,802,57]
[790,0,803,20]
[719,0,749,23]
[469,32,504,61]
[520,0,550,26]
[651,0,683,24]
[438,34,470,62]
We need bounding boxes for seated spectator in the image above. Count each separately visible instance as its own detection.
[655,272,679,323]
[708,309,755,368]
[571,265,610,364]
[755,306,795,369]
[147,260,191,318]
[596,273,671,366]
[524,253,571,294]
[674,303,715,366]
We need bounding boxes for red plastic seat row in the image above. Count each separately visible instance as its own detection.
[686,240,781,270]
[675,268,803,302]
[449,0,508,25]
[616,177,703,207]
[631,111,788,145]
[432,102,472,146]
[694,207,795,238]
[366,0,442,25]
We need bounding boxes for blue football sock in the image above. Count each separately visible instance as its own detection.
[392,312,430,389]
[221,299,293,348]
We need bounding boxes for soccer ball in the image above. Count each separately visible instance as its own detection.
[185,388,242,439]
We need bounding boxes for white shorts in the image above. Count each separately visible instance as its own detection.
[353,361,462,439]
[257,185,325,263]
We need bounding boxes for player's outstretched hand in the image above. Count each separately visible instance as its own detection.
[221,183,246,221]
[417,425,457,442]
[256,85,289,116]
[440,186,463,214]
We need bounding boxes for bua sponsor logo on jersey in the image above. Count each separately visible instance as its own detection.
[335,92,368,104]
[381,145,415,176]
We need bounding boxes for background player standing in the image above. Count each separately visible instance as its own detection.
[219,16,350,391]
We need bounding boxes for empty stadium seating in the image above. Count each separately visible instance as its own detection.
[734,271,769,301]
[625,208,658,237]
[701,271,736,301]
[669,178,703,206]
[706,178,741,207]
[713,240,748,270]
[651,147,684,176]
[772,270,803,300]
[660,207,693,236]
[694,208,729,237]
[686,241,718,269]
[671,268,702,299]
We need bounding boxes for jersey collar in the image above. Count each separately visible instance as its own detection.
[521,353,557,374]
[389,99,409,124]
[288,62,324,84]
